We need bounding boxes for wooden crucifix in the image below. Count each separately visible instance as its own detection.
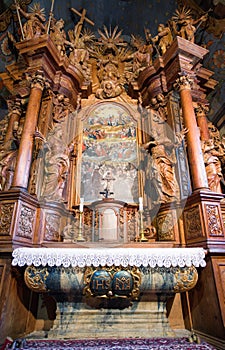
[70,7,94,46]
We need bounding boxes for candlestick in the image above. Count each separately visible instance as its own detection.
[76,210,85,242]
[139,210,148,242]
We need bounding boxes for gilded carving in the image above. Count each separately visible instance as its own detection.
[0,203,14,235]
[170,6,208,43]
[130,35,153,76]
[174,266,198,292]
[50,18,73,57]
[205,205,223,237]
[83,266,141,301]
[17,205,35,239]
[44,213,60,241]
[15,2,46,40]
[147,23,173,56]
[24,266,49,292]
[157,212,174,241]
[184,206,202,239]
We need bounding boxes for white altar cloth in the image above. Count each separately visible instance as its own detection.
[12,247,206,268]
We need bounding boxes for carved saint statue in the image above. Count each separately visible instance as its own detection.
[41,124,73,202]
[170,6,208,43]
[202,139,223,193]
[143,129,187,205]
[0,120,22,191]
[150,23,173,55]
[16,2,46,40]
[145,140,180,204]
[50,18,73,56]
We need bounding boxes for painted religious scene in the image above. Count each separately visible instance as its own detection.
[81,103,138,203]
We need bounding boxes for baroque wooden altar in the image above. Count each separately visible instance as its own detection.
[0,2,225,348]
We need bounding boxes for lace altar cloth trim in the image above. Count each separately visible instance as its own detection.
[12,247,206,268]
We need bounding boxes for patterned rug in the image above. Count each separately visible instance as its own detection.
[6,337,217,350]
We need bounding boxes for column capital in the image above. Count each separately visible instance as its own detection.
[174,73,194,92]
[29,70,46,91]
[195,103,210,118]
[7,98,23,117]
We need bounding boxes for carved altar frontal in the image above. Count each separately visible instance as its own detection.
[12,247,206,339]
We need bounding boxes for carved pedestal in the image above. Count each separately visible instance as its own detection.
[183,191,225,250]
[0,189,39,247]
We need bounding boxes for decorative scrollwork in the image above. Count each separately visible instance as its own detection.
[174,266,198,292]
[0,203,14,235]
[24,266,49,292]
[17,205,35,239]
[205,204,223,237]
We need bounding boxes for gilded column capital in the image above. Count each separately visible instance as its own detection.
[30,70,46,90]
[174,73,194,92]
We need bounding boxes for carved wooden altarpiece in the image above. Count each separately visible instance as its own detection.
[0,2,225,346]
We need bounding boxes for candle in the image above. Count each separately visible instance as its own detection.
[79,198,84,212]
[139,197,143,211]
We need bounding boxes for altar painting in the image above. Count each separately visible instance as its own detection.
[81,103,138,203]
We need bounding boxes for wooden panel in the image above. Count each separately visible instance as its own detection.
[211,257,225,326]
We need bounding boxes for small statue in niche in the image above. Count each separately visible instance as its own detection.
[148,23,173,56]
[202,139,224,193]
[15,2,46,40]
[42,152,70,201]
[170,6,208,43]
